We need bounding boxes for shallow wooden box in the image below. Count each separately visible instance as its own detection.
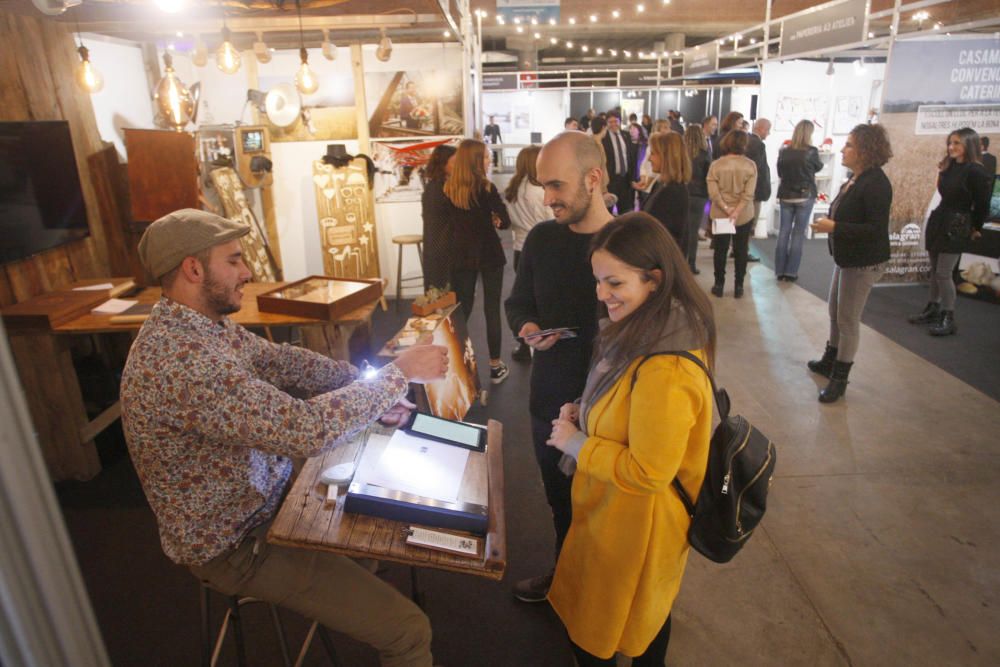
[411,291,457,316]
[256,276,382,321]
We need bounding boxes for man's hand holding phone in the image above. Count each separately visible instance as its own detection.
[518,322,561,351]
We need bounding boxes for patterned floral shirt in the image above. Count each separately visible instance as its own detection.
[121,298,408,566]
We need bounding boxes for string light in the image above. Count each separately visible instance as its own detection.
[637,4,645,12]
[589,14,597,22]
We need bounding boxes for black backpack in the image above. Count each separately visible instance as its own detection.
[631,351,776,563]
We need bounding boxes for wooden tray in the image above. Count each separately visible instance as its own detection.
[256,275,382,321]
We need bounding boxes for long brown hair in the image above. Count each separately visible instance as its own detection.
[720,111,744,135]
[505,145,542,203]
[649,131,692,185]
[591,212,716,368]
[684,124,706,161]
[444,139,489,209]
[938,126,982,171]
[790,120,814,150]
[422,144,456,184]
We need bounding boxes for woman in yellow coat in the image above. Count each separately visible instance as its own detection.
[547,211,716,666]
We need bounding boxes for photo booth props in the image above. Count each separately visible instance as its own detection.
[208,167,278,282]
[312,158,380,280]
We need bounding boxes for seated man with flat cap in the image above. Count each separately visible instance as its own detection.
[121,208,448,667]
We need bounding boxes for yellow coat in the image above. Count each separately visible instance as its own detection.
[548,351,712,659]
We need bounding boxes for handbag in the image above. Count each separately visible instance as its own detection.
[944,210,972,242]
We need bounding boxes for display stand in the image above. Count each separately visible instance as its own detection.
[378,303,484,420]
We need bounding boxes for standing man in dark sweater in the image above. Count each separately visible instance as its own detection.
[505,132,613,602]
[484,115,502,167]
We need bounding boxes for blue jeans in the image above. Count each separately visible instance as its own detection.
[775,199,815,277]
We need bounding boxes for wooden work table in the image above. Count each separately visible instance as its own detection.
[268,420,507,592]
[2,280,381,481]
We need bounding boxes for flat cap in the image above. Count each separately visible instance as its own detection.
[138,209,250,278]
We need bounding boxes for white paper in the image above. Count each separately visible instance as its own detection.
[367,430,469,504]
[74,282,114,291]
[92,298,138,314]
[711,217,737,235]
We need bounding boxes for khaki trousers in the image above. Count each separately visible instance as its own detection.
[190,522,433,667]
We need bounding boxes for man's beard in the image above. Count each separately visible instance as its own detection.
[554,175,593,225]
[203,269,242,316]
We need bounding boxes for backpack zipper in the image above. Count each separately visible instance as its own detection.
[734,443,774,535]
[721,417,752,495]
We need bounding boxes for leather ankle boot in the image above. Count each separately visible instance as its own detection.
[711,283,724,297]
[908,302,941,325]
[819,361,852,403]
[734,284,744,299]
[807,342,838,377]
[929,310,956,336]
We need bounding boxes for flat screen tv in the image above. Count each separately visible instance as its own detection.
[0,121,90,265]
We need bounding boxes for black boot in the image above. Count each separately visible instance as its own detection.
[711,283,724,297]
[819,360,852,403]
[929,310,956,336]
[734,284,744,299]
[908,301,941,325]
[807,342,838,377]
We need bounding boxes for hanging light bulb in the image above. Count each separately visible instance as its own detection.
[376,28,393,62]
[192,34,208,67]
[322,29,337,61]
[253,32,271,64]
[295,48,319,94]
[154,52,194,130]
[293,0,319,94]
[215,25,241,74]
[826,59,835,76]
[74,42,103,94]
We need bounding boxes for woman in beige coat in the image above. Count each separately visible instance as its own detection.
[706,130,757,298]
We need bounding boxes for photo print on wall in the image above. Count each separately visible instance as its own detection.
[366,70,464,138]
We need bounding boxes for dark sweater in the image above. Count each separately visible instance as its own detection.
[926,161,993,253]
[505,221,600,418]
[642,180,689,247]
[421,178,452,290]
[433,183,511,271]
[827,167,892,268]
[687,149,711,198]
[746,134,772,202]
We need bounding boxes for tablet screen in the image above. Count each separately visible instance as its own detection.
[411,413,481,448]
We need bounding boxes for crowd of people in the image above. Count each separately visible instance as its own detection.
[117,110,994,666]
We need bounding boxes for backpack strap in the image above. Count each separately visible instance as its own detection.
[629,351,729,519]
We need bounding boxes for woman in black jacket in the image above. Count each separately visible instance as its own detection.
[442,139,512,383]
[642,131,691,251]
[808,124,893,403]
[775,120,825,281]
[684,124,711,274]
[908,127,992,336]
[420,144,457,291]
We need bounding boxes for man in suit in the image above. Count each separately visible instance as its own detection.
[982,136,997,182]
[602,113,637,213]
[703,115,719,159]
[744,118,773,264]
[484,115,502,167]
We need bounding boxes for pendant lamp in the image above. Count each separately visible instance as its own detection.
[73,20,103,94]
[294,0,319,95]
[216,17,241,74]
[155,52,195,130]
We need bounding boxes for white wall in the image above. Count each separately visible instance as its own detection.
[482,90,566,144]
[757,59,885,235]
[84,35,156,160]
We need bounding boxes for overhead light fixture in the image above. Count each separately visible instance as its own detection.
[154,0,187,13]
[550,37,558,44]
[589,14,597,22]
[826,59,835,76]
[74,39,103,94]
[154,52,194,129]
[531,17,538,25]
[516,26,524,34]
[581,45,589,52]
[192,34,208,67]
[253,32,271,64]
[854,57,867,75]
[568,17,576,24]
[322,29,337,60]
[612,10,620,18]
[215,23,241,74]
[294,0,319,94]
[596,47,604,55]
[533,32,541,39]
[443,30,451,38]
[548,18,556,25]
[376,28,393,62]
[566,41,573,48]
[636,4,645,13]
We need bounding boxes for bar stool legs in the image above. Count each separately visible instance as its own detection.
[392,235,425,312]
[200,583,340,666]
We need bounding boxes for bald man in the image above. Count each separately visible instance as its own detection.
[505,132,613,602]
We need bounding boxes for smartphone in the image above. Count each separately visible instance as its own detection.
[402,411,486,451]
[519,326,578,342]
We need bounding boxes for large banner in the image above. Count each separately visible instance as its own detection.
[880,38,1000,283]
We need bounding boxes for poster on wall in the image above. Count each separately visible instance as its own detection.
[880,37,1000,283]
[258,70,357,143]
[371,137,460,203]
[366,70,464,138]
[312,158,380,280]
[774,96,830,132]
[833,96,865,134]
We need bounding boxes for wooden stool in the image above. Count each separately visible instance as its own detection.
[199,582,342,667]
[392,234,424,311]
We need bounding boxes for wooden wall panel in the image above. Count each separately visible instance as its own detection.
[0,10,110,307]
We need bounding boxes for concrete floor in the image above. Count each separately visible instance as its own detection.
[663,253,1000,666]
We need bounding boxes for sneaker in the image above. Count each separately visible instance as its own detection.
[513,572,553,603]
[490,361,509,384]
[511,342,532,363]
